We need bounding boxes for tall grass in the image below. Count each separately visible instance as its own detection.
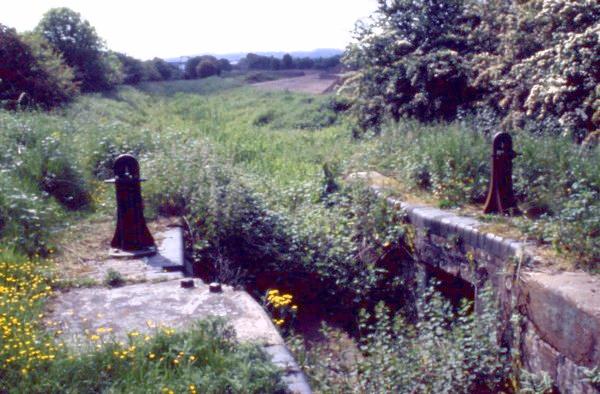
[354,121,599,269]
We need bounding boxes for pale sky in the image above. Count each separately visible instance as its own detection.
[2,0,378,60]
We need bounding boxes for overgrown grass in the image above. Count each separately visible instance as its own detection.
[0,76,597,390]
[0,248,284,393]
[355,121,599,270]
[5,77,595,270]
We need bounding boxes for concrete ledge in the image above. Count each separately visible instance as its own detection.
[264,345,312,394]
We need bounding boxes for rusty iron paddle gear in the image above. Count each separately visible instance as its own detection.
[106,154,157,257]
[483,132,520,215]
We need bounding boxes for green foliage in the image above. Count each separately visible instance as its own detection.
[473,0,600,142]
[239,53,339,71]
[0,25,78,109]
[115,52,146,85]
[185,56,221,79]
[519,370,555,394]
[36,8,120,92]
[345,0,600,140]
[217,58,232,73]
[0,174,59,255]
[343,0,473,131]
[282,54,293,69]
[357,120,599,269]
[583,366,600,390]
[116,54,180,85]
[291,286,511,393]
[196,59,220,79]
[104,269,125,287]
[0,74,596,391]
[3,315,284,393]
[152,57,183,80]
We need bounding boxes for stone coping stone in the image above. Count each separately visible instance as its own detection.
[264,345,313,394]
[519,271,600,367]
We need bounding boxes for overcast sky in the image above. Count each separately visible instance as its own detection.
[3,0,378,60]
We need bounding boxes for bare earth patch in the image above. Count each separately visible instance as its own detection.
[251,71,341,95]
[53,215,180,283]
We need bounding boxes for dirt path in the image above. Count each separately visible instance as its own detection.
[252,72,340,94]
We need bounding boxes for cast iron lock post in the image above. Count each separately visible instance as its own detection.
[106,154,156,257]
[483,132,520,215]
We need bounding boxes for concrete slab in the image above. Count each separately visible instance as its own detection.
[47,279,282,347]
[67,226,185,284]
[47,221,311,392]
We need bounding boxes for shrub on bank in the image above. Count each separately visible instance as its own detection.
[0,25,78,109]
[290,286,511,393]
[343,0,600,140]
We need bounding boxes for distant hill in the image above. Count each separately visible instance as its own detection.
[166,48,343,64]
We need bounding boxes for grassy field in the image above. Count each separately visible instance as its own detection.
[1,76,598,391]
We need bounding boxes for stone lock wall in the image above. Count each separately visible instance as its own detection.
[355,173,599,394]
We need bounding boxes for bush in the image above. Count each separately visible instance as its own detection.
[115,52,146,85]
[0,25,78,109]
[152,57,182,80]
[104,269,125,287]
[291,286,511,393]
[0,174,59,255]
[473,0,600,141]
[344,0,600,140]
[343,0,472,132]
[185,56,221,79]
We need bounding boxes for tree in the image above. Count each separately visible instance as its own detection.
[196,59,219,78]
[152,57,181,80]
[184,56,202,79]
[36,8,117,91]
[0,24,78,108]
[185,56,220,79]
[342,0,474,132]
[218,58,232,73]
[143,60,162,81]
[282,53,294,69]
[344,0,599,139]
[115,52,145,84]
[295,57,315,69]
[270,57,282,70]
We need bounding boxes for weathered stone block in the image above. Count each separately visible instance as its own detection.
[522,318,559,382]
[519,271,600,367]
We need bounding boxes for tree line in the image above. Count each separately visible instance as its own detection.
[0,7,342,109]
[181,52,341,79]
[0,8,184,108]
